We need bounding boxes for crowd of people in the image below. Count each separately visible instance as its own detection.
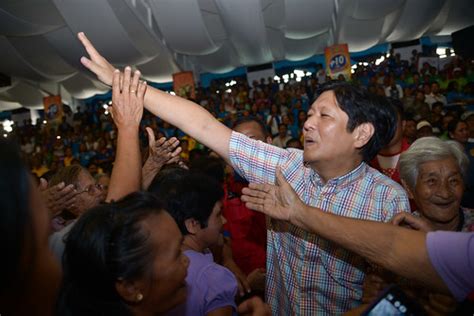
[1,31,473,315]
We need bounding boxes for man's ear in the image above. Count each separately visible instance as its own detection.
[184,218,201,234]
[353,123,375,149]
[115,278,145,304]
[401,179,415,199]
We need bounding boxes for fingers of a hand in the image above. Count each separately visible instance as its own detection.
[55,187,78,205]
[389,213,405,225]
[167,137,180,149]
[241,194,265,205]
[167,156,181,164]
[137,79,147,99]
[130,70,141,95]
[247,182,272,193]
[78,32,101,58]
[122,66,131,94]
[146,127,156,147]
[275,166,284,185]
[242,187,269,199]
[236,280,245,296]
[112,70,121,100]
[275,167,291,189]
[48,182,65,196]
[244,201,265,212]
[170,146,182,157]
[80,56,93,69]
[39,178,48,190]
[241,277,251,294]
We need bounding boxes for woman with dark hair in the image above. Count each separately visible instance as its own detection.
[57,192,189,315]
[0,139,61,315]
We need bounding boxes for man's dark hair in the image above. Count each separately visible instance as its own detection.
[390,99,404,119]
[190,156,226,184]
[153,171,224,235]
[317,81,397,161]
[232,116,269,137]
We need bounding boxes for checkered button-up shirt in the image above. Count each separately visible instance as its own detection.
[229,132,410,315]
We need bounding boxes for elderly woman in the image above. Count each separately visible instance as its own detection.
[362,137,473,315]
[400,137,473,232]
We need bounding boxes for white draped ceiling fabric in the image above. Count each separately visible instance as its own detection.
[0,0,473,110]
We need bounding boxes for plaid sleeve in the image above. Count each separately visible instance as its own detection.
[229,131,288,184]
[381,183,410,222]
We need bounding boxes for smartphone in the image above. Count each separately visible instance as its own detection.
[361,284,426,316]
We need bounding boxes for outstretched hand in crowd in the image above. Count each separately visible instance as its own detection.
[390,212,434,232]
[142,127,183,190]
[39,178,78,217]
[241,167,303,222]
[110,67,146,130]
[145,127,182,167]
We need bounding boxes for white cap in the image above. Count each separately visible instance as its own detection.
[416,120,432,130]
[461,111,474,120]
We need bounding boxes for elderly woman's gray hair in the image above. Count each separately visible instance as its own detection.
[399,137,469,189]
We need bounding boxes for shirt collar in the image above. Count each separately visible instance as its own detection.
[310,162,367,190]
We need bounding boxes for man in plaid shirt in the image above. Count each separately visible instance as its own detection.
[78,36,409,314]
[226,83,410,314]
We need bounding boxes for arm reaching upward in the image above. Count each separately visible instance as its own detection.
[78,32,232,163]
[106,68,145,201]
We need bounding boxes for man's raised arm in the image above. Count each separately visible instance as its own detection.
[78,32,232,163]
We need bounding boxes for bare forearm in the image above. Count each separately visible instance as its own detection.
[107,127,141,201]
[141,158,162,190]
[292,206,449,293]
[143,87,232,162]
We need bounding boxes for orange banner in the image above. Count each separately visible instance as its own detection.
[325,44,351,80]
[43,95,63,124]
[173,71,196,99]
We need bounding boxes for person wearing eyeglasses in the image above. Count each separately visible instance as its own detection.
[49,68,146,264]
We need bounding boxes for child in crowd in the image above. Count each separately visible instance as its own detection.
[150,169,238,316]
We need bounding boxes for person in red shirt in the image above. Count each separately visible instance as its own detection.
[223,117,269,292]
[370,100,410,184]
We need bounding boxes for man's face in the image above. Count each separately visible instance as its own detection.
[409,158,463,225]
[450,122,469,144]
[403,120,417,140]
[198,201,226,248]
[303,91,359,168]
[234,121,269,143]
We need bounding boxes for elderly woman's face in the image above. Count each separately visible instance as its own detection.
[410,157,463,225]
